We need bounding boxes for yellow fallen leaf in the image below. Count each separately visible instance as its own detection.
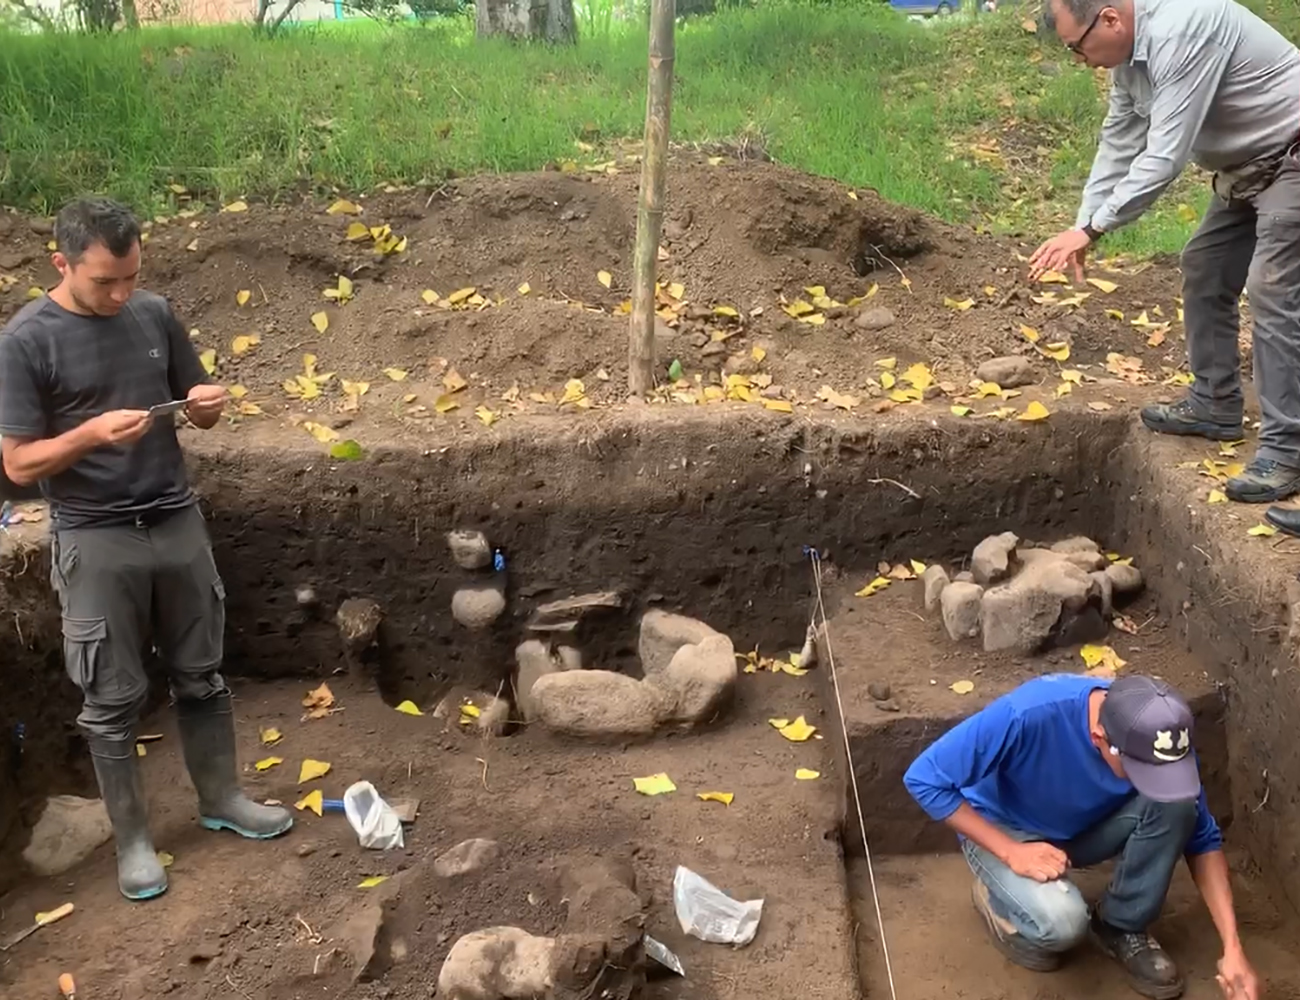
[633,773,677,796]
[394,700,423,716]
[902,363,933,390]
[597,270,612,288]
[222,200,249,213]
[357,875,388,889]
[157,851,174,868]
[697,791,735,806]
[136,743,147,757]
[667,281,685,300]
[443,369,468,393]
[517,282,531,295]
[1207,489,1228,504]
[383,367,408,381]
[295,790,323,816]
[776,716,817,742]
[1086,278,1118,293]
[302,682,335,713]
[260,727,283,745]
[910,559,927,575]
[326,198,361,215]
[298,759,331,783]
[1037,342,1070,362]
[1080,644,1127,674]
[1248,524,1278,537]
[434,394,460,414]
[236,289,251,307]
[951,404,972,417]
[311,311,329,333]
[881,372,897,390]
[460,703,481,720]
[346,221,370,241]
[198,349,217,375]
[783,299,815,318]
[1037,270,1068,283]
[303,421,339,443]
[1019,324,1040,343]
[231,334,259,356]
[447,287,476,305]
[1060,370,1082,384]
[713,305,740,318]
[944,297,975,311]
[974,381,1003,399]
[875,357,896,371]
[26,286,44,300]
[1018,401,1051,422]
[798,313,826,326]
[950,680,975,695]
[795,768,821,780]
[752,346,767,363]
[559,378,587,405]
[475,406,499,426]
[255,756,283,771]
[856,576,891,597]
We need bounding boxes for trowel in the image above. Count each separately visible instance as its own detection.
[0,901,74,951]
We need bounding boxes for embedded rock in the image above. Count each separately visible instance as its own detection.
[435,838,501,878]
[530,671,664,738]
[922,564,950,611]
[981,559,1093,654]
[941,582,984,640]
[1105,562,1144,595]
[653,633,737,724]
[514,640,561,721]
[337,597,383,651]
[447,530,492,570]
[976,356,1035,389]
[438,927,556,1000]
[22,795,112,877]
[638,610,720,677]
[452,586,507,631]
[972,532,1019,586]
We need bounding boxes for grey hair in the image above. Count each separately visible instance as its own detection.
[54,197,141,264]
[1042,0,1106,31]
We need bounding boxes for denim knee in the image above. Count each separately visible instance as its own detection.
[1135,795,1198,840]
[1021,887,1090,952]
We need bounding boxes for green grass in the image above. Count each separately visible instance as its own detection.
[1,3,1296,256]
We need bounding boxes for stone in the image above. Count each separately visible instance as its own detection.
[514,640,561,720]
[941,582,984,640]
[21,795,112,876]
[337,597,383,650]
[294,584,319,608]
[638,610,720,677]
[1051,536,1101,555]
[1105,562,1144,595]
[855,306,896,331]
[975,356,1035,389]
[653,634,737,724]
[447,530,491,570]
[1054,604,1110,647]
[451,586,506,630]
[296,842,318,858]
[434,838,500,878]
[1090,570,1114,618]
[1062,549,1106,572]
[328,893,402,983]
[867,682,892,702]
[438,927,556,1000]
[1016,547,1060,566]
[529,591,622,630]
[557,645,584,672]
[530,671,664,738]
[980,559,1093,654]
[722,352,760,377]
[972,532,1019,586]
[953,571,975,584]
[875,698,901,713]
[701,341,728,359]
[921,565,950,611]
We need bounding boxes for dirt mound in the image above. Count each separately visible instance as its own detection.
[1,157,1188,437]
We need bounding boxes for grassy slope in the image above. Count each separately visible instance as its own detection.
[0,2,1296,256]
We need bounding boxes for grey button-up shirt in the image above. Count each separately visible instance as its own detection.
[1076,0,1300,233]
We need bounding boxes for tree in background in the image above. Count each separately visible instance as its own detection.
[475,0,576,42]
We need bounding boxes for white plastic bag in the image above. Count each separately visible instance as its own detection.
[343,780,404,850]
[672,865,763,945]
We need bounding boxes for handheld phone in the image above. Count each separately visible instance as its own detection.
[148,399,189,418]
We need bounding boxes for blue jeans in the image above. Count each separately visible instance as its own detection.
[962,795,1199,952]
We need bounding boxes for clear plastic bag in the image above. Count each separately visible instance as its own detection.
[342,780,405,850]
[672,865,763,945]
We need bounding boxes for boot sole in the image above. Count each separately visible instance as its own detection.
[121,881,168,902]
[1265,508,1300,537]
[1139,413,1242,442]
[970,881,1060,972]
[200,815,294,839]
[1090,929,1185,1000]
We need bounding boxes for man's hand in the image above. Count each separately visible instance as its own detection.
[1004,841,1070,882]
[1217,944,1260,1000]
[87,410,152,447]
[1029,228,1091,283]
[186,384,227,428]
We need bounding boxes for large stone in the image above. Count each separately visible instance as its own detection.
[653,634,737,724]
[452,586,506,630]
[1105,562,1144,595]
[438,927,556,1000]
[1050,536,1101,555]
[1062,549,1106,572]
[941,582,984,640]
[638,610,720,677]
[515,640,561,721]
[337,597,383,651]
[855,306,896,331]
[434,838,501,878]
[922,564,950,611]
[447,530,492,570]
[976,356,1035,389]
[981,559,1093,653]
[1090,570,1114,618]
[530,671,664,738]
[972,532,1019,586]
[22,795,112,876]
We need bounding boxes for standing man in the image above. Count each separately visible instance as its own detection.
[1030,0,1300,504]
[904,674,1256,1000]
[0,197,291,902]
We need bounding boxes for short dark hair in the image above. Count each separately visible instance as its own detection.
[1043,0,1107,31]
[54,197,141,264]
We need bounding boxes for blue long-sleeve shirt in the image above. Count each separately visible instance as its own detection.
[903,674,1222,856]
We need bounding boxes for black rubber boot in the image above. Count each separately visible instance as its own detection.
[970,879,1060,972]
[1090,912,1184,999]
[176,694,293,840]
[87,736,168,902]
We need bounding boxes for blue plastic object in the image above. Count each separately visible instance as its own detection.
[493,549,506,572]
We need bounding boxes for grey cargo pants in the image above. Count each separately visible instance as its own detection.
[50,503,229,742]
[1182,146,1300,466]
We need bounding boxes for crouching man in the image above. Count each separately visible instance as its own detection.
[0,197,291,901]
[903,673,1256,1000]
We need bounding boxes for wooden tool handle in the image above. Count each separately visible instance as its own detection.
[35,903,74,927]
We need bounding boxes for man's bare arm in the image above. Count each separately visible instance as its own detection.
[2,411,150,486]
[1187,850,1242,952]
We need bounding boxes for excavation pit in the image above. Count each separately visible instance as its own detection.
[1,406,1299,1000]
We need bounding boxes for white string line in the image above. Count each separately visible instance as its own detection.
[808,548,899,1000]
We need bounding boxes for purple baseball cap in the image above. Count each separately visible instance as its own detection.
[1099,675,1200,802]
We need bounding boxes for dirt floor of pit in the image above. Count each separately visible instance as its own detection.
[0,671,857,1000]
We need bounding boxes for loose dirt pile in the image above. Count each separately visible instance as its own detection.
[0,156,1190,447]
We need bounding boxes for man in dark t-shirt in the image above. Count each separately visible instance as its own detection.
[0,198,291,902]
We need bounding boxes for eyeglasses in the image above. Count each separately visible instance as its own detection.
[1065,7,1104,53]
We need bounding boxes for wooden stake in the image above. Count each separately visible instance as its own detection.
[628,0,677,396]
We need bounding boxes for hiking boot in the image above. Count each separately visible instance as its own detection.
[1139,400,1242,442]
[177,694,293,839]
[1265,504,1300,538]
[970,879,1060,972]
[1090,911,1184,999]
[87,736,168,902]
[1225,457,1300,504]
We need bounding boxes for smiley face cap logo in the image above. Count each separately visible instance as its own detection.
[1152,727,1191,762]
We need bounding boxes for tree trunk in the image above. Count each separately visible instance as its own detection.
[121,0,139,27]
[475,0,575,42]
[627,0,675,395]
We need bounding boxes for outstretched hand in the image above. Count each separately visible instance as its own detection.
[1029,228,1090,284]
[1217,945,1260,1000]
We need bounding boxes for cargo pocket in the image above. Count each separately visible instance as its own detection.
[205,577,227,663]
[62,616,107,693]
